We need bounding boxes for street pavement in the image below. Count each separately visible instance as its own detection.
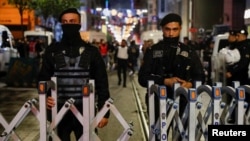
[0,71,148,141]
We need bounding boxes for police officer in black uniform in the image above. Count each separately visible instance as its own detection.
[225,28,250,123]
[222,30,237,86]
[226,28,250,86]
[138,13,205,140]
[38,8,110,140]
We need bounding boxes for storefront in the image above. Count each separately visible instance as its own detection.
[0,0,35,39]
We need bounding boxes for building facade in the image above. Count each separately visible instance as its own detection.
[0,0,36,39]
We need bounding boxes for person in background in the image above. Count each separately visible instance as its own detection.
[38,8,110,140]
[91,39,99,48]
[128,40,140,76]
[183,36,190,46]
[114,39,129,87]
[140,39,154,66]
[141,39,154,54]
[16,38,29,58]
[202,38,214,85]
[223,28,250,123]
[138,13,205,140]
[217,30,238,86]
[99,38,108,68]
[106,40,116,71]
[226,28,250,86]
[1,30,10,48]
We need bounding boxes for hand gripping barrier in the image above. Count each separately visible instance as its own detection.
[39,77,134,141]
[0,77,133,141]
[147,80,249,141]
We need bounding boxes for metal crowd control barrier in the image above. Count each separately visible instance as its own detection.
[0,99,39,141]
[147,80,250,141]
[0,77,133,141]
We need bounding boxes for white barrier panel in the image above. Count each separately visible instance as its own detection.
[0,99,39,141]
[0,78,133,141]
[147,80,250,141]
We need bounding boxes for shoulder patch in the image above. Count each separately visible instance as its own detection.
[79,46,85,54]
[153,50,163,58]
[180,51,189,57]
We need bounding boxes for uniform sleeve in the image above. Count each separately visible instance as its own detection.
[90,47,110,118]
[190,49,206,85]
[227,47,250,75]
[138,48,165,87]
[37,45,55,82]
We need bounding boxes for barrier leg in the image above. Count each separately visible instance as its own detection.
[148,81,156,141]
[0,99,35,141]
[188,89,197,141]
[38,81,48,141]
[92,98,134,141]
[48,99,75,140]
[212,86,222,125]
[236,88,245,125]
[0,113,21,140]
[158,86,167,141]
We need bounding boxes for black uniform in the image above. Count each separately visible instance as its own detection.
[128,41,140,74]
[38,34,110,140]
[227,39,250,86]
[138,39,205,118]
[139,40,205,92]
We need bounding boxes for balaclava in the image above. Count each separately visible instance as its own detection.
[59,8,82,45]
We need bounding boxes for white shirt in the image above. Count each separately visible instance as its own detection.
[117,46,128,59]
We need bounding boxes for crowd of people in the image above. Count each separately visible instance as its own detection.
[89,37,141,87]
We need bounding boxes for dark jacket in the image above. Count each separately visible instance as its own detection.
[227,40,250,85]
[38,38,110,118]
[128,44,140,65]
[138,40,205,98]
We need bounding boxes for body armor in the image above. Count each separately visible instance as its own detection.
[53,47,90,104]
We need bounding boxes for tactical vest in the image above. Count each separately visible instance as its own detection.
[53,47,90,104]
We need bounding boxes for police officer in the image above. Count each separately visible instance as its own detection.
[202,38,214,85]
[38,8,110,140]
[225,28,250,123]
[1,30,10,48]
[226,28,250,86]
[226,30,237,86]
[138,13,205,140]
[228,30,238,50]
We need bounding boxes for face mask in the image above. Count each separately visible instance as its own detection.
[163,36,180,45]
[61,24,81,37]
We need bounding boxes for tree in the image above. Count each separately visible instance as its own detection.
[8,0,83,31]
[8,0,33,35]
[30,0,83,30]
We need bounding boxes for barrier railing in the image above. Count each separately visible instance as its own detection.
[147,80,250,141]
[0,77,133,141]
